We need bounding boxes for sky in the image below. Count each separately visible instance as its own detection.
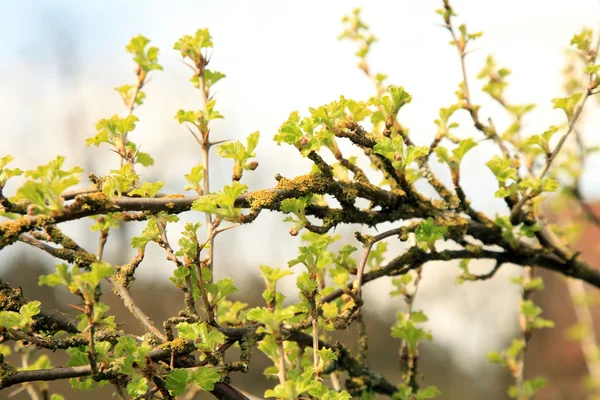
[1,0,600,371]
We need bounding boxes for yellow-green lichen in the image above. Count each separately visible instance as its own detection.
[276,173,330,194]
[245,190,278,209]
[159,337,189,354]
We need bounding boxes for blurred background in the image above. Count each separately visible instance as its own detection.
[2,0,600,398]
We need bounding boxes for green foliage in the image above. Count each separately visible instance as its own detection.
[371,86,412,123]
[264,366,351,400]
[393,384,441,400]
[128,181,164,197]
[165,369,190,396]
[127,375,148,397]
[478,55,510,102]
[571,28,594,53]
[101,164,139,198]
[247,306,299,336]
[486,155,517,187]
[177,322,226,352]
[390,273,413,297]
[115,84,146,107]
[126,34,163,73]
[260,265,294,306]
[288,233,335,274]
[434,103,462,139]
[39,262,114,303]
[184,164,205,194]
[434,138,477,172]
[165,367,221,396]
[13,156,83,214]
[114,336,151,374]
[367,241,387,268]
[174,28,213,63]
[3,4,599,399]
[524,126,559,155]
[174,222,202,261]
[508,378,547,399]
[373,133,428,172]
[192,181,247,221]
[0,300,40,331]
[175,100,224,131]
[520,300,555,330]
[217,131,260,181]
[0,155,23,185]
[415,218,448,252]
[391,311,432,356]
[494,217,542,249]
[281,196,311,236]
[552,92,584,120]
[86,115,138,150]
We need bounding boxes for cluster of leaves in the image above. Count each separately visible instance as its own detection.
[87,115,154,168]
[274,87,413,158]
[217,131,260,181]
[487,275,552,399]
[12,156,83,215]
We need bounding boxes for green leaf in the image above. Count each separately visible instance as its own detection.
[39,263,73,289]
[14,156,84,214]
[165,369,190,396]
[115,84,146,107]
[433,146,450,166]
[274,111,304,146]
[452,138,478,164]
[0,311,26,330]
[184,164,204,194]
[552,93,583,120]
[525,126,558,152]
[316,348,337,364]
[281,197,311,235]
[126,34,163,73]
[373,134,427,171]
[135,151,154,167]
[0,155,23,184]
[128,181,164,197]
[72,262,114,301]
[174,109,201,126]
[87,115,139,147]
[126,375,148,397]
[571,28,593,52]
[192,367,221,391]
[260,265,294,290]
[19,300,41,323]
[415,218,448,252]
[102,164,139,198]
[486,155,517,186]
[174,28,214,63]
[202,69,226,91]
[486,351,504,364]
[206,277,239,305]
[417,386,442,400]
[217,131,260,181]
[391,312,432,356]
[131,218,160,249]
[176,322,226,351]
[192,182,247,221]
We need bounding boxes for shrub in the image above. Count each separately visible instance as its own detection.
[1,2,600,399]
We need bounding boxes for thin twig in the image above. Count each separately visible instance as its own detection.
[106,277,166,342]
[353,227,402,297]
